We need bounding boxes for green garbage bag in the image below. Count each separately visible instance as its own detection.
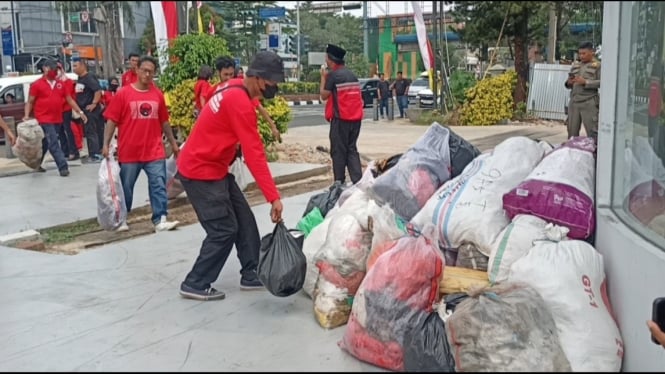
[297,207,324,237]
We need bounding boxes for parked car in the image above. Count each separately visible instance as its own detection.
[416,88,443,109]
[359,78,379,108]
[407,77,429,104]
[0,73,78,144]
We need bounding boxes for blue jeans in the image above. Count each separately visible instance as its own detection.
[119,159,168,225]
[39,123,68,172]
[396,96,409,118]
[379,97,389,117]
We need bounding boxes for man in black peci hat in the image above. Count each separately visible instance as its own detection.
[175,51,285,301]
[320,43,364,185]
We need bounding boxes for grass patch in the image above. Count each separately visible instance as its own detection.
[41,219,101,244]
[416,108,462,126]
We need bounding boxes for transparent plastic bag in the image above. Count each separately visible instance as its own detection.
[230,155,251,191]
[446,283,572,372]
[166,141,186,199]
[302,218,332,298]
[96,156,127,231]
[369,123,452,221]
[313,277,352,329]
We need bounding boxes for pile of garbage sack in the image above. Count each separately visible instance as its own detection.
[293,122,624,372]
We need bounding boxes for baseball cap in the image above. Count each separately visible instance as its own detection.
[246,51,285,83]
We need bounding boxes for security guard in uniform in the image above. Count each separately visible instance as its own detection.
[564,42,601,140]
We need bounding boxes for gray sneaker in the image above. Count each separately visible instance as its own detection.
[179,283,226,301]
[240,271,265,291]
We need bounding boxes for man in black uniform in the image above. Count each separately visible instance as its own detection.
[320,44,365,185]
[377,73,391,119]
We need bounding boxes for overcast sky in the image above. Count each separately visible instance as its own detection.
[275,1,449,18]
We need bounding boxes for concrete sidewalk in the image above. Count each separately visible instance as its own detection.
[282,117,569,160]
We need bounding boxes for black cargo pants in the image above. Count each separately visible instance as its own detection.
[329,117,362,184]
[177,172,260,290]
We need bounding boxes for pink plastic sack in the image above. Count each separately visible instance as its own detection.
[503,137,596,239]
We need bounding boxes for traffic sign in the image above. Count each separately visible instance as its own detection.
[258,7,286,19]
[81,10,89,23]
[268,35,279,49]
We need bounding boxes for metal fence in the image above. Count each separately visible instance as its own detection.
[526,63,572,121]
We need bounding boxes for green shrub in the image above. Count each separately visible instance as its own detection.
[449,70,477,106]
[279,82,319,94]
[158,34,230,92]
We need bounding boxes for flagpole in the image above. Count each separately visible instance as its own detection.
[186,1,191,34]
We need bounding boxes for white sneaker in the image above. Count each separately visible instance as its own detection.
[155,215,179,232]
[115,222,129,232]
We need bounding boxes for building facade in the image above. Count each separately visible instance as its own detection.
[370,12,461,80]
[1,1,149,74]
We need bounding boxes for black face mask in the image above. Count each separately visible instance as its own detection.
[262,84,278,99]
[109,83,119,92]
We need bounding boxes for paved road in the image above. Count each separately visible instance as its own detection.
[289,105,376,128]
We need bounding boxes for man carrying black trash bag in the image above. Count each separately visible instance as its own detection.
[175,51,285,301]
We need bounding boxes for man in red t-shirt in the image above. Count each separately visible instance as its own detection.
[176,51,285,301]
[194,65,213,117]
[102,56,180,232]
[24,59,87,176]
[203,56,236,104]
[121,53,140,87]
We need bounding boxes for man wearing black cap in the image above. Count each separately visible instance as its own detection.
[564,41,601,140]
[175,51,285,301]
[320,43,364,185]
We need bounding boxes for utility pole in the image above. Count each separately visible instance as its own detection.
[547,2,557,64]
[362,1,368,58]
[296,1,300,82]
[432,0,438,109]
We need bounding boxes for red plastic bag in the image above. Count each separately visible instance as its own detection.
[339,233,443,371]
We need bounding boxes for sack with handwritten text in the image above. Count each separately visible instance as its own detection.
[411,136,548,256]
[503,136,596,239]
[12,119,44,170]
[369,123,452,221]
[508,239,624,372]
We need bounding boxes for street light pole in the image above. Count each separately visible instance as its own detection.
[296,1,300,82]
[362,1,368,57]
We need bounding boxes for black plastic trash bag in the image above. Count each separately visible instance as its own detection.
[302,182,346,218]
[403,312,456,372]
[447,126,481,178]
[258,223,307,297]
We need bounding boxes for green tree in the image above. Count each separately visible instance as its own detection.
[159,34,230,92]
[296,6,363,57]
[450,1,545,105]
[139,16,155,55]
[345,53,371,78]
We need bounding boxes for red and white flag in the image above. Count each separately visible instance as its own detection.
[150,1,179,72]
[208,18,215,35]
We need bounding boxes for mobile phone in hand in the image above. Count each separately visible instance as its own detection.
[652,297,665,345]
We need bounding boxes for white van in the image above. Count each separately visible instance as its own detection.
[0,73,78,104]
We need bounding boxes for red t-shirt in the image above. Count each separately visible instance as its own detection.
[103,84,169,163]
[102,90,116,108]
[177,79,280,203]
[194,79,211,110]
[29,77,69,124]
[122,70,138,86]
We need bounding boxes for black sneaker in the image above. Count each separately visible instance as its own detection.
[59,169,70,177]
[179,283,226,301]
[35,166,46,173]
[240,272,264,291]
